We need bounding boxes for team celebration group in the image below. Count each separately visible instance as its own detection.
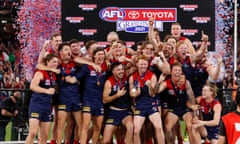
[25,19,228,144]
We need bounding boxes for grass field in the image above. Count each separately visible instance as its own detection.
[4,121,189,143]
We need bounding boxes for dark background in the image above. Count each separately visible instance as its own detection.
[62,0,215,50]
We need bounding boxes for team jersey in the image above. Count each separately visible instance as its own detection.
[58,60,81,99]
[221,112,240,144]
[31,70,56,108]
[165,77,188,108]
[199,97,220,121]
[108,75,131,109]
[131,70,157,109]
[76,62,108,105]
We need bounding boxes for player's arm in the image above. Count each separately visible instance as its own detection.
[154,79,167,94]
[154,52,171,75]
[36,63,60,74]
[185,80,198,111]
[37,40,51,64]
[103,80,126,103]
[74,57,101,72]
[30,72,55,95]
[147,74,157,97]
[129,76,141,98]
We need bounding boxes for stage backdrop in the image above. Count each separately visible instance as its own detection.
[62,0,215,50]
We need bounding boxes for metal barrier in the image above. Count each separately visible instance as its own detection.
[221,88,237,115]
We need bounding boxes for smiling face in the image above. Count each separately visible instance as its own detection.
[162,43,173,58]
[112,42,123,56]
[70,42,81,56]
[46,56,59,69]
[136,58,149,75]
[51,35,62,51]
[202,85,213,99]
[112,64,125,80]
[142,43,154,58]
[176,42,188,60]
[93,50,105,64]
[171,64,182,81]
[59,45,72,62]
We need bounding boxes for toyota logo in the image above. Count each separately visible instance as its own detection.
[128,11,140,19]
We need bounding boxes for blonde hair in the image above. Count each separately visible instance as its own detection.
[205,83,218,98]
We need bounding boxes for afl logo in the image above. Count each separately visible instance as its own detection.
[99,7,125,22]
[128,11,140,19]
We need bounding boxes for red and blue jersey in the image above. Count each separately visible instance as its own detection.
[199,98,220,121]
[132,70,157,109]
[165,77,188,108]
[58,60,81,103]
[31,70,57,108]
[108,75,131,109]
[76,62,108,105]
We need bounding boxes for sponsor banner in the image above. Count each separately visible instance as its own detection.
[179,4,198,12]
[116,21,163,33]
[65,17,84,23]
[78,29,97,36]
[192,17,211,23]
[100,7,172,33]
[182,29,198,36]
[78,4,97,11]
[99,7,176,22]
[97,41,109,48]
[122,8,176,21]
[192,41,211,47]
[62,0,215,50]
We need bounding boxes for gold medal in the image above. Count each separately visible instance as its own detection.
[97,80,100,86]
[131,88,136,93]
[61,76,65,81]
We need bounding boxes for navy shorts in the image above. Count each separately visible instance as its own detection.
[169,106,191,118]
[206,126,219,140]
[28,105,52,122]
[134,106,158,117]
[82,103,104,116]
[105,109,132,126]
[58,102,82,112]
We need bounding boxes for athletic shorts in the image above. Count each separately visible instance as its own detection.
[28,105,52,122]
[57,101,82,112]
[168,106,191,118]
[133,106,158,117]
[105,109,132,126]
[82,103,104,116]
[206,126,219,140]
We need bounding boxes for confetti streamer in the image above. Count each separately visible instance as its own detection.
[17,0,61,81]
